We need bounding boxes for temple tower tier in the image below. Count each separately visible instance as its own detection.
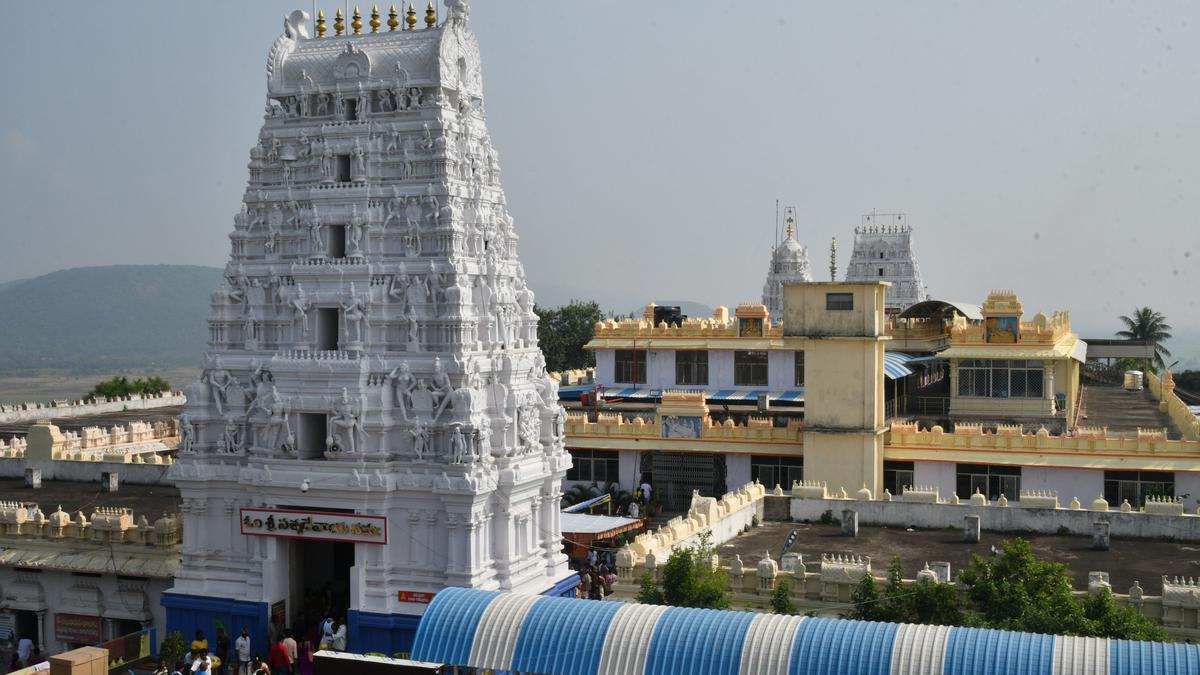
[165,2,574,656]
[843,214,928,313]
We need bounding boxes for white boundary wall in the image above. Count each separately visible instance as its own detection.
[0,393,185,424]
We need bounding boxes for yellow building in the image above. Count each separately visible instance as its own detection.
[565,285,1200,511]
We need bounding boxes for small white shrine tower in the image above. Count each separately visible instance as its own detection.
[761,207,814,321]
[164,2,574,655]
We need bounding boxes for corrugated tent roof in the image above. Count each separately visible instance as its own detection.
[410,588,1200,675]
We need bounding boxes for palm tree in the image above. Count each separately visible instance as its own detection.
[1116,307,1173,371]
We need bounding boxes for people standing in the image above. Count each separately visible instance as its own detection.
[282,629,297,675]
[329,619,346,652]
[318,616,334,651]
[191,630,209,661]
[214,627,231,675]
[16,636,33,667]
[235,628,252,675]
[268,634,290,675]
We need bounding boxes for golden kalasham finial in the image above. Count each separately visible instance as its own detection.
[335,8,345,35]
[316,10,327,37]
[388,4,399,31]
[352,6,363,34]
[406,2,417,30]
[370,4,381,32]
[425,1,436,28]
[786,217,794,240]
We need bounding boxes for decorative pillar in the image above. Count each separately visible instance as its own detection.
[35,609,46,652]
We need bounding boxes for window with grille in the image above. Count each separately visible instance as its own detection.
[956,359,1044,398]
[751,455,804,489]
[566,449,620,484]
[1104,470,1174,508]
[675,351,708,386]
[734,350,769,386]
[614,350,647,384]
[956,463,1021,501]
[794,351,805,387]
[826,292,854,310]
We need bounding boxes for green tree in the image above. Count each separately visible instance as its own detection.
[534,301,603,373]
[85,374,172,399]
[1081,587,1167,642]
[848,571,882,621]
[159,630,188,666]
[1116,307,1173,372]
[635,572,664,605]
[770,578,797,615]
[909,577,964,626]
[636,531,730,609]
[959,538,1088,635]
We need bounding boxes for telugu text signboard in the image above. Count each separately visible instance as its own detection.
[397,591,435,604]
[240,508,387,545]
[55,613,102,644]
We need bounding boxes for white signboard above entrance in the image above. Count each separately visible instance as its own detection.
[240,508,388,545]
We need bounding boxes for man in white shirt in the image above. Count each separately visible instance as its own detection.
[234,628,251,675]
[640,480,652,505]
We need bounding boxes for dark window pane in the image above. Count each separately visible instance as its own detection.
[826,293,854,310]
[735,351,769,386]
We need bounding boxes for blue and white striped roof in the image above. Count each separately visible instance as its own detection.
[560,387,805,403]
[411,588,1200,675]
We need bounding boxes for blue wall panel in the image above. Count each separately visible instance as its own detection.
[161,593,268,663]
[347,610,422,658]
[789,618,899,675]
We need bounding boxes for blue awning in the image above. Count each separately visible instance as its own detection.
[579,388,804,404]
[884,352,916,379]
[561,493,610,513]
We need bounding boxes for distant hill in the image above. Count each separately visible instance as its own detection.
[0,265,222,374]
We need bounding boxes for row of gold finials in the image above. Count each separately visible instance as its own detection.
[315,3,439,37]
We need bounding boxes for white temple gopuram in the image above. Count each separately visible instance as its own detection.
[843,213,928,312]
[761,208,814,321]
[163,3,575,655]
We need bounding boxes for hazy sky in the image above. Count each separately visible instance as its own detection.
[1,1,1197,344]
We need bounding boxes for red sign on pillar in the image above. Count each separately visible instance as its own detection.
[397,591,435,604]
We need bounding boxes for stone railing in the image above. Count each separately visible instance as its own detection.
[1147,370,1200,441]
[0,422,177,464]
[618,481,766,566]
[947,310,1072,346]
[612,547,1197,639]
[788,488,1200,542]
[0,391,185,424]
[565,412,802,444]
[591,317,783,340]
[551,368,595,385]
[888,420,1200,458]
[0,501,182,548]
